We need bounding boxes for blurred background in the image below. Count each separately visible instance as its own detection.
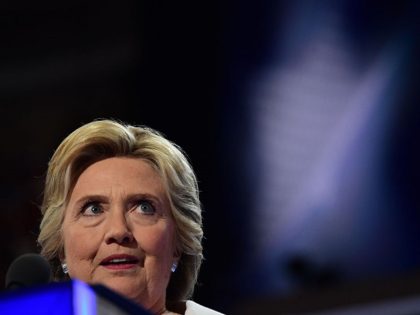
[0,0,419,314]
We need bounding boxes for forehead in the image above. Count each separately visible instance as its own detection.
[70,157,166,197]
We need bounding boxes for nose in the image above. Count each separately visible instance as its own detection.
[104,210,134,245]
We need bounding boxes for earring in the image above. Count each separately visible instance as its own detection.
[171,262,178,273]
[62,263,68,274]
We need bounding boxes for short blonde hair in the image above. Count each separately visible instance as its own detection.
[38,119,203,302]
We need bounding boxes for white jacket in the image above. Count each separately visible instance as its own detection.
[185,301,224,315]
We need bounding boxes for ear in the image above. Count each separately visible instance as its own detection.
[172,232,182,261]
[173,248,181,262]
[58,246,65,263]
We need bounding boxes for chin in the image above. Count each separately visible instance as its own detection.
[103,278,142,298]
[93,275,161,310]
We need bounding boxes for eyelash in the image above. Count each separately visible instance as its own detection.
[80,200,103,216]
[79,199,157,216]
[134,199,157,215]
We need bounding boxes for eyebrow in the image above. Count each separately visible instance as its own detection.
[73,193,164,208]
[73,195,108,208]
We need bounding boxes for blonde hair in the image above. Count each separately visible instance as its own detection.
[38,119,203,302]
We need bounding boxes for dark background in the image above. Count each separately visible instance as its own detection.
[0,1,419,314]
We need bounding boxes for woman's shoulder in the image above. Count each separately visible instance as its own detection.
[185,300,224,315]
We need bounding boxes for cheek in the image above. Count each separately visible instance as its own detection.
[62,224,100,272]
[139,222,176,259]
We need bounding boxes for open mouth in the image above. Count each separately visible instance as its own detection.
[100,255,140,269]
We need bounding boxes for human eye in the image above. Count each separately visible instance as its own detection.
[80,201,103,216]
[134,199,156,215]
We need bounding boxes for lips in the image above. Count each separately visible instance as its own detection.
[100,254,140,270]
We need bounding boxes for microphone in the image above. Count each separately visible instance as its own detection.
[5,253,52,290]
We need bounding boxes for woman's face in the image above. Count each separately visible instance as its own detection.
[62,157,177,314]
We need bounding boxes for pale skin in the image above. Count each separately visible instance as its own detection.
[61,157,180,315]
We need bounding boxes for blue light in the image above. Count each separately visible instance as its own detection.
[0,281,72,315]
[0,281,97,315]
[73,280,97,315]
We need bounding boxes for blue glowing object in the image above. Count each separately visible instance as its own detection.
[0,280,96,315]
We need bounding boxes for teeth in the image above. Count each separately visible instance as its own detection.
[102,257,138,265]
[109,258,130,263]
